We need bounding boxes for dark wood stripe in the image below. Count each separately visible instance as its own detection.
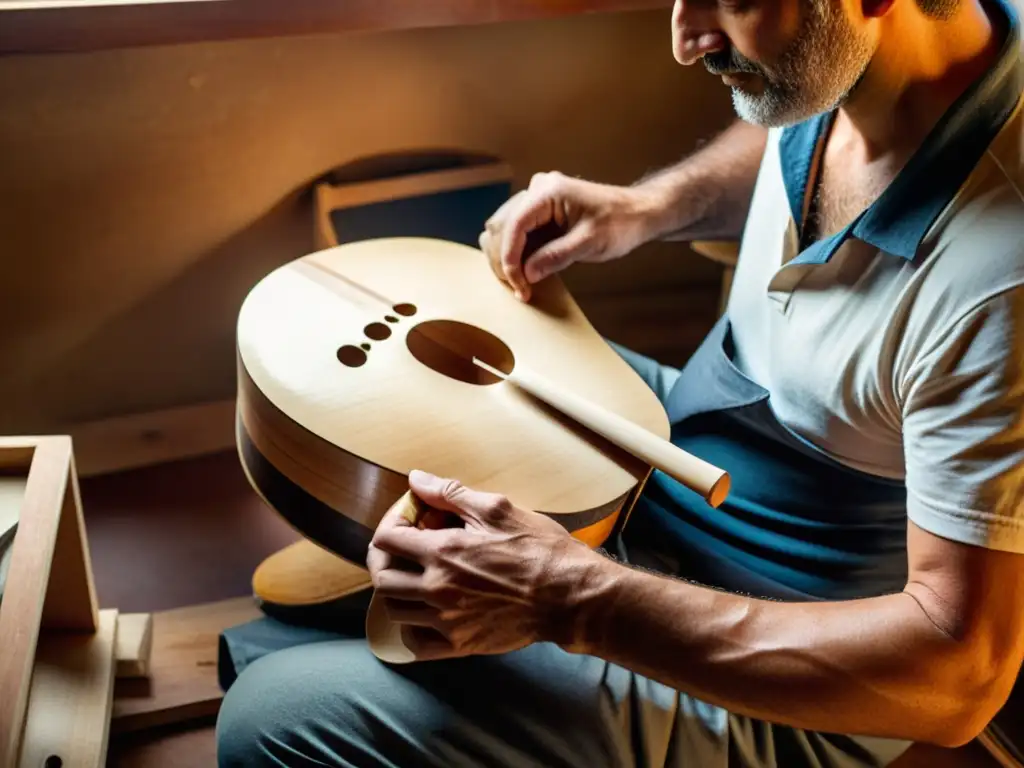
[237,416,376,569]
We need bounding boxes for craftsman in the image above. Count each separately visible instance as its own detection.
[216,0,1024,763]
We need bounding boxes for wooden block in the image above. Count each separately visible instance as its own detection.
[0,435,100,767]
[112,596,262,734]
[115,612,154,679]
[17,608,119,768]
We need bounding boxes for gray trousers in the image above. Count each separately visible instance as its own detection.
[215,342,913,768]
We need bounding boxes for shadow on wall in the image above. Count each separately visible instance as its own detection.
[0,8,736,432]
[41,180,316,427]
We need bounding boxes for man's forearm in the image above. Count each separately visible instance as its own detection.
[633,119,767,243]
[568,560,1001,747]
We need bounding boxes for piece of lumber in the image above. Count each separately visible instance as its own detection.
[17,608,119,768]
[115,612,154,679]
[111,597,262,734]
[67,400,237,478]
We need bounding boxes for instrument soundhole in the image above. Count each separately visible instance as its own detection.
[364,322,391,340]
[393,303,417,316]
[405,320,514,386]
[337,345,368,367]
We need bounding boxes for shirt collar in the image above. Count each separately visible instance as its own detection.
[778,0,1024,265]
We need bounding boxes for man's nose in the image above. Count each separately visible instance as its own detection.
[672,0,727,64]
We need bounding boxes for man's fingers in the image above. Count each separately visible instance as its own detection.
[499,194,561,301]
[384,599,447,628]
[480,229,510,292]
[374,565,430,601]
[407,469,512,528]
[376,492,421,532]
[372,523,446,565]
[402,626,460,661]
[366,542,392,580]
[484,192,522,234]
[522,223,593,284]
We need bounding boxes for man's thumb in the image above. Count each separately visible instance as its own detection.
[407,470,471,523]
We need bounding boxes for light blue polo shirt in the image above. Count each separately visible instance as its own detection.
[645,0,1024,601]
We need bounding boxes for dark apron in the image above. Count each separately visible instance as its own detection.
[624,314,909,603]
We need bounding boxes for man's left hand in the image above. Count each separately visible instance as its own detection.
[366,469,610,660]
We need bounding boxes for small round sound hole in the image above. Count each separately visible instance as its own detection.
[44,757,63,768]
[393,303,417,317]
[364,322,391,341]
[405,320,514,385]
[337,345,367,367]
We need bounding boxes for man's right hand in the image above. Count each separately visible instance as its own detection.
[478,171,657,302]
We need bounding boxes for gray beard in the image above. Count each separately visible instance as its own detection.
[718,1,876,127]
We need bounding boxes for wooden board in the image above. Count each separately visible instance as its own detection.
[112,597,262,734]
[18,608,119,768]
[68,400,237,478]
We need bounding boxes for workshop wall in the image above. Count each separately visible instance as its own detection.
[0,8,735,433]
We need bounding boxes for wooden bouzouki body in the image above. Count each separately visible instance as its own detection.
[236,237,671,576]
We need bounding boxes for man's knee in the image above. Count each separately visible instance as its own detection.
[215,640,372,767]
[215,637,622,768]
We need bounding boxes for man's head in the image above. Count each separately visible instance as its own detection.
[672,0,880,126]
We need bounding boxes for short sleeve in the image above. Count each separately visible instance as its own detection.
[902,285,1024,553]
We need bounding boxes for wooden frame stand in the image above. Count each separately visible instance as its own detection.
[0,435,118,767]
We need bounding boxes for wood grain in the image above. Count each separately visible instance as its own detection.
[41,446,100,631]
[111,597,262,734]
[0,0,673,55]
[68,400,237,478]
[17,608,119,768]
[236,237,669,573]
